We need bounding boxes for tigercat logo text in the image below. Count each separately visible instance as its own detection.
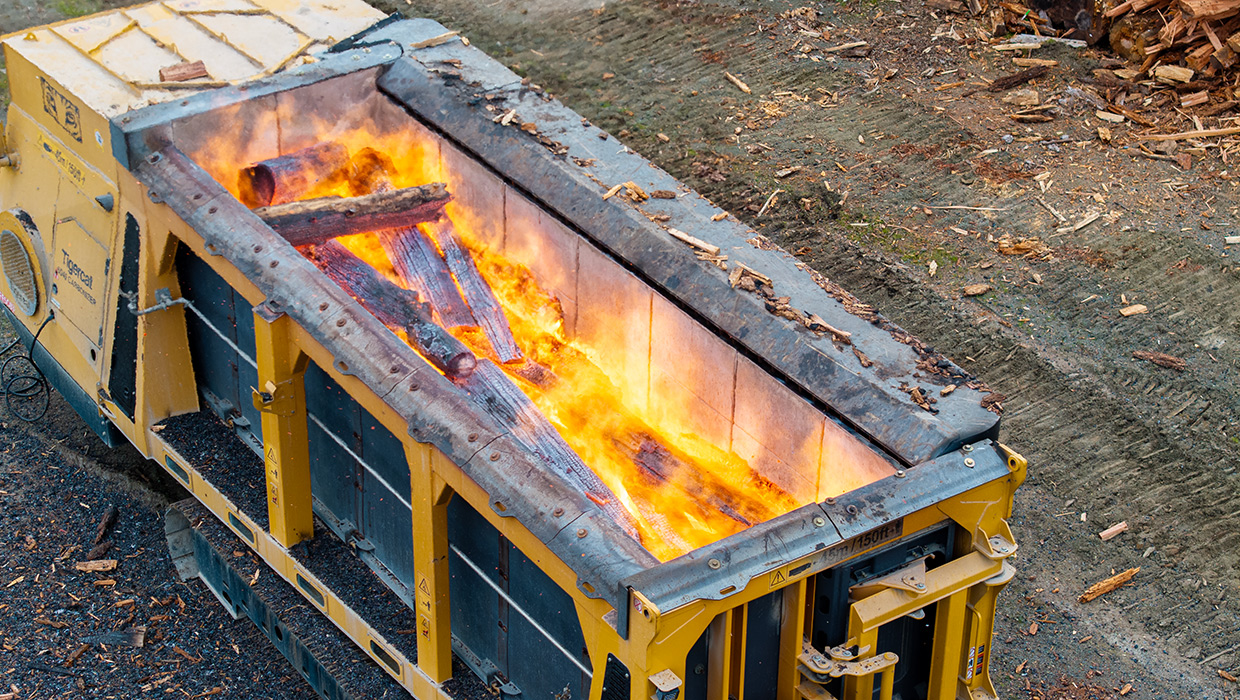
[57,249,97,306]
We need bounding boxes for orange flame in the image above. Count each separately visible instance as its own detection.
[188,113,889,561]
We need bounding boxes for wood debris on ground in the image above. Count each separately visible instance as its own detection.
[1132,349,1186,369]
[1099,521,1129,540]
[1079,567,1140,602]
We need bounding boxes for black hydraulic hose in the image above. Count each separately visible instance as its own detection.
[1,313,52,422]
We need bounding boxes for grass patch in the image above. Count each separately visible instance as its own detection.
[54,0,102,19]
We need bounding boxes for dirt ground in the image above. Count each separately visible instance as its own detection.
[2,0,1239,698]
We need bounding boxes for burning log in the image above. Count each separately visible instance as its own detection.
[423,219,524,364]
[239,142,350,208]
[456,359,638,538]
[617,434,760,528]
[379,225,477,330]
[306,241,476,379]
[255,184,451,247]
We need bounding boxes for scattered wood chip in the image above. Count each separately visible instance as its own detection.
[1079,635,1093,643]
[1098,521,1128,540]
[775,165,804,178]
[74,559,118,572]
[1120,683,1133,696]
[1132,350,1186,370]
[963,283,992,296]
[159,60,209,83]
[93,505,119,546]
[853,346,874,367]
[822,41,869,53]
[656,132,670,143]
[989,65,1050,92]
[602,72,615,80]
[1152,64,1194,84]
[806,314,852,343]
[1016,661,1027,673]
[602,183,624,200]
[1013,58,1058,67]
[666,228,721,256]
[35,617,68,629]
[1140,126,1240,142]
[1220,669,1238,683]
[65,643,90,667]
[1079,567,1139,602]
[408,31,460,50]
[650,189,676,199]
[1028,621,1039,635]
[1119,303,1148,316]
[1096,110,1126,123]
[725,72,752,94]
[940,384,957,396]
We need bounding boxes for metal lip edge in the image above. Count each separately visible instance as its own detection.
[130,147,657,595]
[374,54,999,466]
[110,42,405,170]
[624,441,1012,612]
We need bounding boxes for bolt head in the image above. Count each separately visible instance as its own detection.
[812,516,826,527]
[576,528,588,538]
[963,457,975,467]
[707,558,721,570]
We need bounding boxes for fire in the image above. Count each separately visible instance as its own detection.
[188,112,885,561]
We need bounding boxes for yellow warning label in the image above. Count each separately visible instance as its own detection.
[769,570,786,588]
[416,574,432,612]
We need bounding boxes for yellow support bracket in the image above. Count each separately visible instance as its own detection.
[252,310,313,548]
[408,445,454,684]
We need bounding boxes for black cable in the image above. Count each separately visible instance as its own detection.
[2,313,52,422]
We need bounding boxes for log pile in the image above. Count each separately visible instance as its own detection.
[992,0,1240,106]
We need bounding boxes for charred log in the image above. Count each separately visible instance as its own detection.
[255,184,451,247]
[455,359,638,538]
[306,240,476,379]
[423,219,524,364]
[239,142,350,208]
[379,225,478,330]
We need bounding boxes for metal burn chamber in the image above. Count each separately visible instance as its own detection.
[113,16,1018,700]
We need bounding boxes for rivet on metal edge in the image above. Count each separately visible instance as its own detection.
[707,558,721,569]
[467,433,478,442]
[552,507,564,517]
[319,302,329,311]
[895,469,907,478]
[336,318,347,327]
[408,382,419,392]
[846,505,859,515]
[576,528,588,538]
[962,444,974,453]
[812,516,826,527]
[964,458,976,468]
[489,452,501,462]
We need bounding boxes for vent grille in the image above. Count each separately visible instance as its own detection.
[0,229,38,316]
[600,653,630,700]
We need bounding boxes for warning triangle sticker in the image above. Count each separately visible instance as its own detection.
[769,570,786,588]
[419,578,431,596]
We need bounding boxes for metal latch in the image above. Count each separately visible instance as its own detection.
[252,379,296,416]
[797,643,899,700]
[849,556,928,598]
